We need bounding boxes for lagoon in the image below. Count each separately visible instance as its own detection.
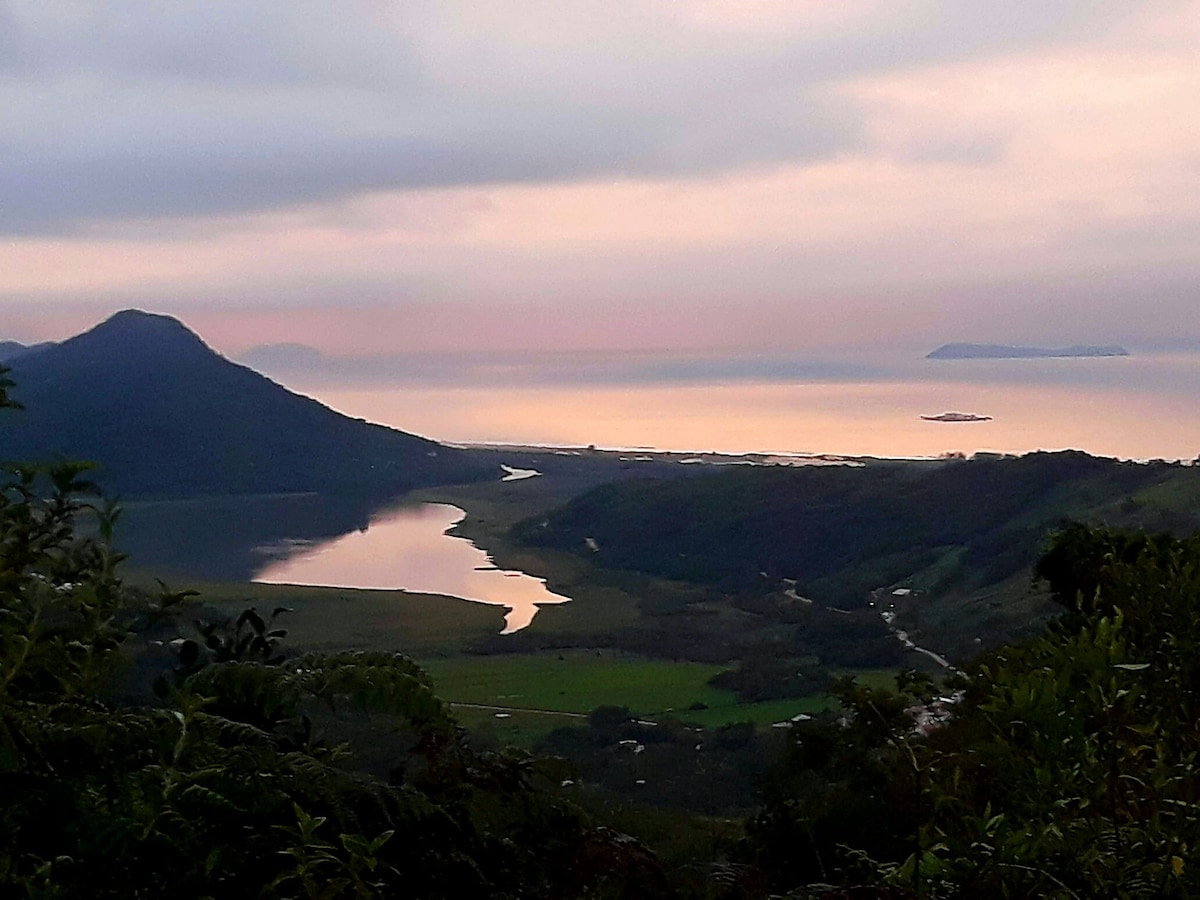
[252,502,570,633]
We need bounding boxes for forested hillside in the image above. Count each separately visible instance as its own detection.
[746,525,1200,896]
[0,311,493,498]
[514,452,1200,653]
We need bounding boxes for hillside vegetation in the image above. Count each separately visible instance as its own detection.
[0,310,493,498]
[514,452,1200,657]
[747,526,1200,897]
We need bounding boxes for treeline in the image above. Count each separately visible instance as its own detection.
[513,451,1194,607]
[742,524,1200,896]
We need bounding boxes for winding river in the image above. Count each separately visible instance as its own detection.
[252,502,570,633]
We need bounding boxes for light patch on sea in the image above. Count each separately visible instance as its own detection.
[303,353,1200,462]
[253,502,569,633]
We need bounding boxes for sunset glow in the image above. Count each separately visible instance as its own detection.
[3,2,1199,457]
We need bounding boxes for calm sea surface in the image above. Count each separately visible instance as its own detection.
[299,354,1200,462]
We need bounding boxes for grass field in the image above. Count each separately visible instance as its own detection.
[125,572,507,656]
[419,650,904,746]
[125,568,906,747]
[421,650,733,715]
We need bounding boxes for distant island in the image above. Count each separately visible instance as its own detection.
[927,343,1129,360]
[921,412,993,423]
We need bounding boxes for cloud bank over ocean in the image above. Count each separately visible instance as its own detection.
[3,2,1198,355]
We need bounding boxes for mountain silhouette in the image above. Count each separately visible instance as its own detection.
[0,340,55,363]
[0,310,494,498]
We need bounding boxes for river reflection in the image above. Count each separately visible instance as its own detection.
[252,502,570,633]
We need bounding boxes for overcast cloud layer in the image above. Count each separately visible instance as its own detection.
[2,1,1199,354]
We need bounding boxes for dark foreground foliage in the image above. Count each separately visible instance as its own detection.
[747,525,1200,898]
[0,377,670,898]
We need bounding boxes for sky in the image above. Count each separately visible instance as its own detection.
[3,1,1200,363]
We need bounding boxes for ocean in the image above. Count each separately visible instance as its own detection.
[272,352,1200,462]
